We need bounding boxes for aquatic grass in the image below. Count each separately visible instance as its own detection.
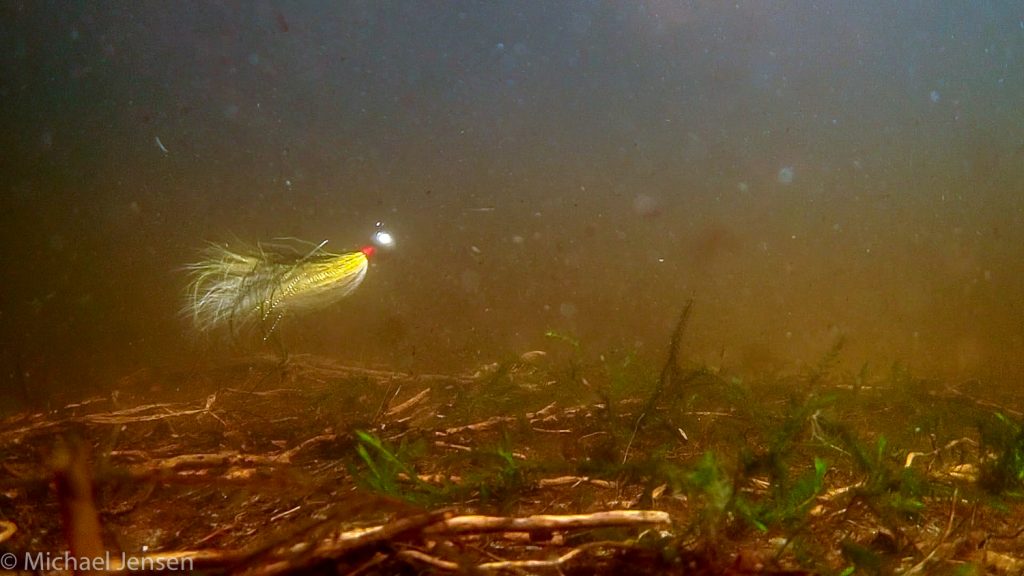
[806,334,847,384]
[544,329,581,351]
[641,449,828,559]
[977,412,1024,496]
[888,359,914,388]
[688,407,831,534]
[840,538,887,576]
[353,430,413,492]
[444,360,530,423]
[685,452,734,540]
[352,327,1024,571]
[468,442,531,513]
[814,422,932,539]
[602,347,659,406]
[757,457,829,529]
[352,430,440,505]
[353,427,550,512]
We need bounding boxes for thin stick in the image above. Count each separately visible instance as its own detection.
[399,540,647,573]
[904,486,959,575]
[386,388,431,417]
[0,521,16,545]
[424,510,670,536]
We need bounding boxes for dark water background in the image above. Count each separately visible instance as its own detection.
[2,2,1023,405]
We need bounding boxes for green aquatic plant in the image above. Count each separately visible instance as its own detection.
[689,452,733,512]
[853,361,871,394]
[839,538,886,576]
[354,429,409,494]
[353,429,543,511]
[603,348,658,404]
[806,334,846,384]
[832,427,928,528]
[544,329,581,350]
[353,430,438,504]
[669,451,827,550]
[470,442,530,513]
[888,359,914,388]
[751,391,835,479]
[757,457,829,530]
[629,302,701,447]
[978,412,1024,496]
[725,401,831,533]
[679,451,735,547]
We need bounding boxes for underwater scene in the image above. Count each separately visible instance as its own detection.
[2,2,1024,574]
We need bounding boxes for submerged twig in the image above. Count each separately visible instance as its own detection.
[0,521,16,545]
[247,510,668,575]
[424,510,670,535]
[397,540,645,573]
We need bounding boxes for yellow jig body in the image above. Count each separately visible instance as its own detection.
[184,239,372,338]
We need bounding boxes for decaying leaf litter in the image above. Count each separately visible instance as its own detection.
[4,309,1024,574]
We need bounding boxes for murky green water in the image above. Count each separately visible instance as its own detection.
[2,2,1023,406]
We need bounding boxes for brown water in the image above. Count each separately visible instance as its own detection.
[2,2,1023,405]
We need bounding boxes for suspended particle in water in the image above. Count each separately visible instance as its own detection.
[632,193,660,217]
[777,166,794,185]
[460,270,481,293]
[929,90,941,103]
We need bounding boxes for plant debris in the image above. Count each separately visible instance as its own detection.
[3,349,1024,574]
